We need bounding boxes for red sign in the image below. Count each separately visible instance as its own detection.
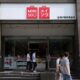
[39,6,50,19]
[26,6,50,20]
[27,6,38,19]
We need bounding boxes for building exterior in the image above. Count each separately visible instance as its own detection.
[0,0,80,75]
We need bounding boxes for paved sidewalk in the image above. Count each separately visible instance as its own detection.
[0,71,79,80]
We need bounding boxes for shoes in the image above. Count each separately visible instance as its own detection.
[33,70,37,72]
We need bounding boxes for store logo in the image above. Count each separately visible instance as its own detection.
[39,6,50,19]
[27,6,38,19]
[26,6,50,20]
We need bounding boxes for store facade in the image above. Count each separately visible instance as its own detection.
[0,0,80,74]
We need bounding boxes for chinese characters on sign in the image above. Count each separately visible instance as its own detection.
[39,6,50,19]
[26,6,50,20]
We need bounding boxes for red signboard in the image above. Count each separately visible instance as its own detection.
[26,6,50,20]
[27,6,38,19]
[39,6,50,19]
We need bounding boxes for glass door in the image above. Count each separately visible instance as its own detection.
[28,40,49,71]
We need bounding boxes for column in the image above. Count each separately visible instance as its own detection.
[0,24,2,71]
[76,0,80,73]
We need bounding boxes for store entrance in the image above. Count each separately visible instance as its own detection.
[28,41,48,71]
[3,37,74,71]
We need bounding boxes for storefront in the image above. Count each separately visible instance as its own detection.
[0,3,77,71]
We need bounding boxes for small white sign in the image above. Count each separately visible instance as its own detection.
[4,57,16,69]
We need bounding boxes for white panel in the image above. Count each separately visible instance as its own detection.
[0,4,76,20]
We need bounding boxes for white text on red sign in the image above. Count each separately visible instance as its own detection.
[26,6,50,20]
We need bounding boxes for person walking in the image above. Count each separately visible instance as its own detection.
[26,51,31,71]
[59,52,72,80]
[55,54,63,80]
[32,51,37,72]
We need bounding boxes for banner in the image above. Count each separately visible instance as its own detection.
[0,4,76,20]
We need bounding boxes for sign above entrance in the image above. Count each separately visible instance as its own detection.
[27,6,38,19]
[26,6,50,20]
[0,4,76,20]
[39,6,50,19]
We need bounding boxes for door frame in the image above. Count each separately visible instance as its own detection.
[28,40,49,70]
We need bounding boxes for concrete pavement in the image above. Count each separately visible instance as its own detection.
[0,71,79,80]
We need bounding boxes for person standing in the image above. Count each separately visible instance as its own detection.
[60,52,72,80]
[26,51,31,71]
[32,51,37,72]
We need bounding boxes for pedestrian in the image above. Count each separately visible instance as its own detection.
[26,51,31,71]
[32,51,37,72]
[55,54,63,80]
[59,52,72,80]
